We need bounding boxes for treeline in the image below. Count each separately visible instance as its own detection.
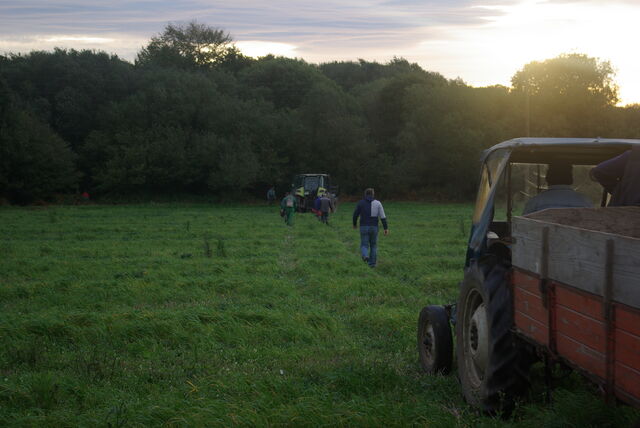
[1,21,639,204]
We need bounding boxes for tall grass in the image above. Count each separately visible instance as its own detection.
[0,203,637,427]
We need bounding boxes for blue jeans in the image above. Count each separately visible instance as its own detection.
[360,226,378,266]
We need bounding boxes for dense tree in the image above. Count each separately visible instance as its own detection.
[238,56,324,109]
[0,49,134,151]
[320,57,428,92]
[0,87,78,203]
[1,26,636,203]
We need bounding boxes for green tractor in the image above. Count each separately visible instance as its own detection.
[291,174,338,212]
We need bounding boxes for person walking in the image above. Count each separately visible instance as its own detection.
[280,191,297,226]
[312,193,322,220]
[319,192,335,224]
[353,188,388,267]
[267,186,276,205]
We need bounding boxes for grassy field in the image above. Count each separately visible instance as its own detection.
[0,202,637,427]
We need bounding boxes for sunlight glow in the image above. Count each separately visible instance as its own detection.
[417,0,640,104]
[235,41,297,58]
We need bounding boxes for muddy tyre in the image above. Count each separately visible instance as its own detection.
[417,305,453,374]
[456,261,530,414]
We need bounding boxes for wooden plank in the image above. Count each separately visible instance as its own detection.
[615,328,640,371]
[514,286,548,325]
[615,305,640,337]
[556,305,605,353]
[512,269,540,295]
[615,362,640,402]
[512,214,640,309]
[556,284,603,321]
[515,311,548,345]
[556,332,605,378]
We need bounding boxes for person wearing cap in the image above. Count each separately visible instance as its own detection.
[352,188,389,267]
[523,162,592,215]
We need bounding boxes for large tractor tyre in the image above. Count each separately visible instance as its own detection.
[417,305,453,374]
[456,260,531,414]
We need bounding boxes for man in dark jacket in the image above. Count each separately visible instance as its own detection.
[319,193,334,224]
[591,147,640,206]
[353,188,389,267]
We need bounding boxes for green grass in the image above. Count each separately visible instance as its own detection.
[0,203,637,427]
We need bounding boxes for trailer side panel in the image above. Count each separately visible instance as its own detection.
[511,210,640,407]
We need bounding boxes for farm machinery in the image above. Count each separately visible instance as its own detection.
[291,173,338,212]
[417,137,640,413]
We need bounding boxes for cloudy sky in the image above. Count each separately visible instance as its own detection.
[1,0,638,104]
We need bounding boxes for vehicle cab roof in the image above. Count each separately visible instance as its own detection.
[484,137,640,165]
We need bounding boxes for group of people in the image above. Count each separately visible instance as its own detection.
[266,147,638,269]
[275,190,337,226]
[523,147,640,215]
[312,192,335,224]
[269,186,389,268]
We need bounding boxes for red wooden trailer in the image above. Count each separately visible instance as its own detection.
[512,207,640,407]
[417,138,640,414]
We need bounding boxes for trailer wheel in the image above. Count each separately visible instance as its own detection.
[417,305,453,374]
[456,260,531,414]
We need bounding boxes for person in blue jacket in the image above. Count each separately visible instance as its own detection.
[522,162,592,215]
[353,188,389,267]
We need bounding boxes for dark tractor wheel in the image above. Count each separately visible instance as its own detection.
[456,260,531,414]
[417,305,453,374]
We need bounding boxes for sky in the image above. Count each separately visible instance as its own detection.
[1,0,639,104]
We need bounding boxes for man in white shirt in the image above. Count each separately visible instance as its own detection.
[352,188,389,267]
[523,162,592,215]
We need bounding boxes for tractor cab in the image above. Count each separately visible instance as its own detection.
[466,137,640,267]
[291,174,338,212]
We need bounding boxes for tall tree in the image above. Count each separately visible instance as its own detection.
[136,21,235,69]
[512,53,618,106]
[511,53,618,136]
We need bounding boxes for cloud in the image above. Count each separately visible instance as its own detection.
[44,36,114,43]
[0,0,493,65]
[235,41,297,58]
[1,0,639,103]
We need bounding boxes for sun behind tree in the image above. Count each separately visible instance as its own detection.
[136,21,238,69]
[511,53,619,136]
